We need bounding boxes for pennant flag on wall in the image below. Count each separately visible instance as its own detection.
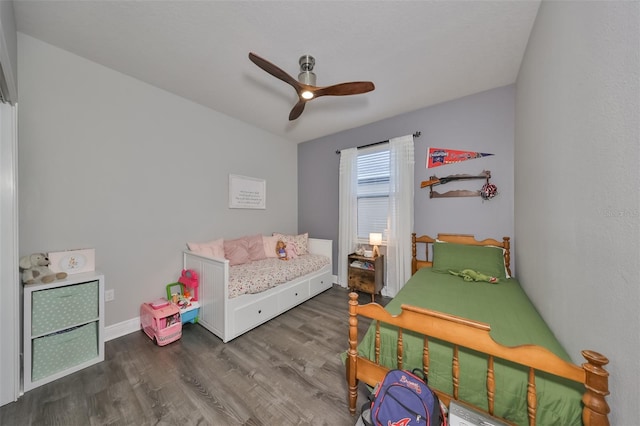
[427,147,494,168]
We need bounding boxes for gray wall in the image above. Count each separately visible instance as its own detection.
[515,2,639,424]
[299,85,515,275]
[18,34,298,327]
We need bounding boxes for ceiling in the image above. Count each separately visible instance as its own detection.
[13,0,540,144]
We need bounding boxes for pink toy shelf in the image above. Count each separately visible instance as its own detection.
[178,269,199,301]
[140,299,182,346]
[166,272,200,325]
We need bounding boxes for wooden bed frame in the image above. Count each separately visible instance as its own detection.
[346,233,610,426]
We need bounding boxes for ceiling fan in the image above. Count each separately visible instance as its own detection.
[248,52,375,121]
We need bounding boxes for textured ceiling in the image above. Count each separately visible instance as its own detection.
[13,0,540,143]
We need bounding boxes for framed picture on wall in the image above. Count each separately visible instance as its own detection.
[228,174,266,209]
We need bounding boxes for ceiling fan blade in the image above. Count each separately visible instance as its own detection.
[249,52,300,89]
[289,100,306,121]
[313,81,375,98]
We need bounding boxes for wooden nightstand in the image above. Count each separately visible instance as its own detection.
[348,253,384,302]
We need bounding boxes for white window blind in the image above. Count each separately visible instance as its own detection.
[357,147,389,240]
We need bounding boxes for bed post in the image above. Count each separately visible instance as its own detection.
[502,237,512,277]
[411,233,417,275]
[581,350,610,426]
[347,292,360,415]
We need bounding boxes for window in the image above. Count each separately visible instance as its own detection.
[356,146,389,241]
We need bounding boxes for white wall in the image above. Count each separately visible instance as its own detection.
[18,34,298,327]
[515,2,639,424]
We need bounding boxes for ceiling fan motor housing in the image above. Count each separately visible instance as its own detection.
[298,55,316,85]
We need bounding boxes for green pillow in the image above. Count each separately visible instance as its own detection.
[432,242,508,279]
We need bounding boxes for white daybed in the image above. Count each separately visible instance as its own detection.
[183,238,333,342]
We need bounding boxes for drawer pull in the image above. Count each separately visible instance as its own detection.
[258,309,262,314]
[295,292,298,296]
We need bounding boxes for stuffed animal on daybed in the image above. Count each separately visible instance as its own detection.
[285,244,298,260]
[19,253,67,285]
[449,269,499,284]
[276,240,288,260]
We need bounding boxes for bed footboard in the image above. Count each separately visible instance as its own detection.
[346,293,610,426]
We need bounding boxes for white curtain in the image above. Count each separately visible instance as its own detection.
[338,148,358,287]
[385,135,415,297]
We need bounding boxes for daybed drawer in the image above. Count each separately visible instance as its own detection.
[310,273,331,294]
[32,322,99,382]
[234,296,278,333]
[31,280,99,336]
[279,283,310,311]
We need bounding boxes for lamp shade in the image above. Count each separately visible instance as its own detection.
[369,233,383,246]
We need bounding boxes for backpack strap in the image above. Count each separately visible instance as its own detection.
[359,401,374,426]
[411,367,429,384]
[411,368,449,426]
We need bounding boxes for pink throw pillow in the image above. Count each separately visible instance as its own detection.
[224,238,250,266]
[246,234,267,261]
[263,235,279,258]
[187,238,225,259]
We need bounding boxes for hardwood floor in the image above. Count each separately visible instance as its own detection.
[1,286,388,426]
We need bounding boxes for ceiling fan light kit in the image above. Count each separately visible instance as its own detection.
[248,52,375,120]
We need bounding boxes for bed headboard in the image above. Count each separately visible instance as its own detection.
[411,233,511,276]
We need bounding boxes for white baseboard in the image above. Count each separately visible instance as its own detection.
[104,317,140,342]
[106,276,339,342]
[334,274,349,288]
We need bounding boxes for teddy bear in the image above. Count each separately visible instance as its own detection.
[276,240,288,260]
[449,269,499,284]
[19,253,67,285]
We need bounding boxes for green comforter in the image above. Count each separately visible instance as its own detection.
[357,269,583,425]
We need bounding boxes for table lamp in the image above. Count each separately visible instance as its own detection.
[369,233,382,258]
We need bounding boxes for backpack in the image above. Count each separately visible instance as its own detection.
[363,369,445,426]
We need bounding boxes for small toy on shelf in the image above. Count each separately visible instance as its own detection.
[166,279,200,325]
[178,269,199,301]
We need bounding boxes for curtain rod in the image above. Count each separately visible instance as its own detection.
[335,131,421,155]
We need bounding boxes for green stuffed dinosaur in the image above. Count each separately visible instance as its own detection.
[449,269,499,284]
